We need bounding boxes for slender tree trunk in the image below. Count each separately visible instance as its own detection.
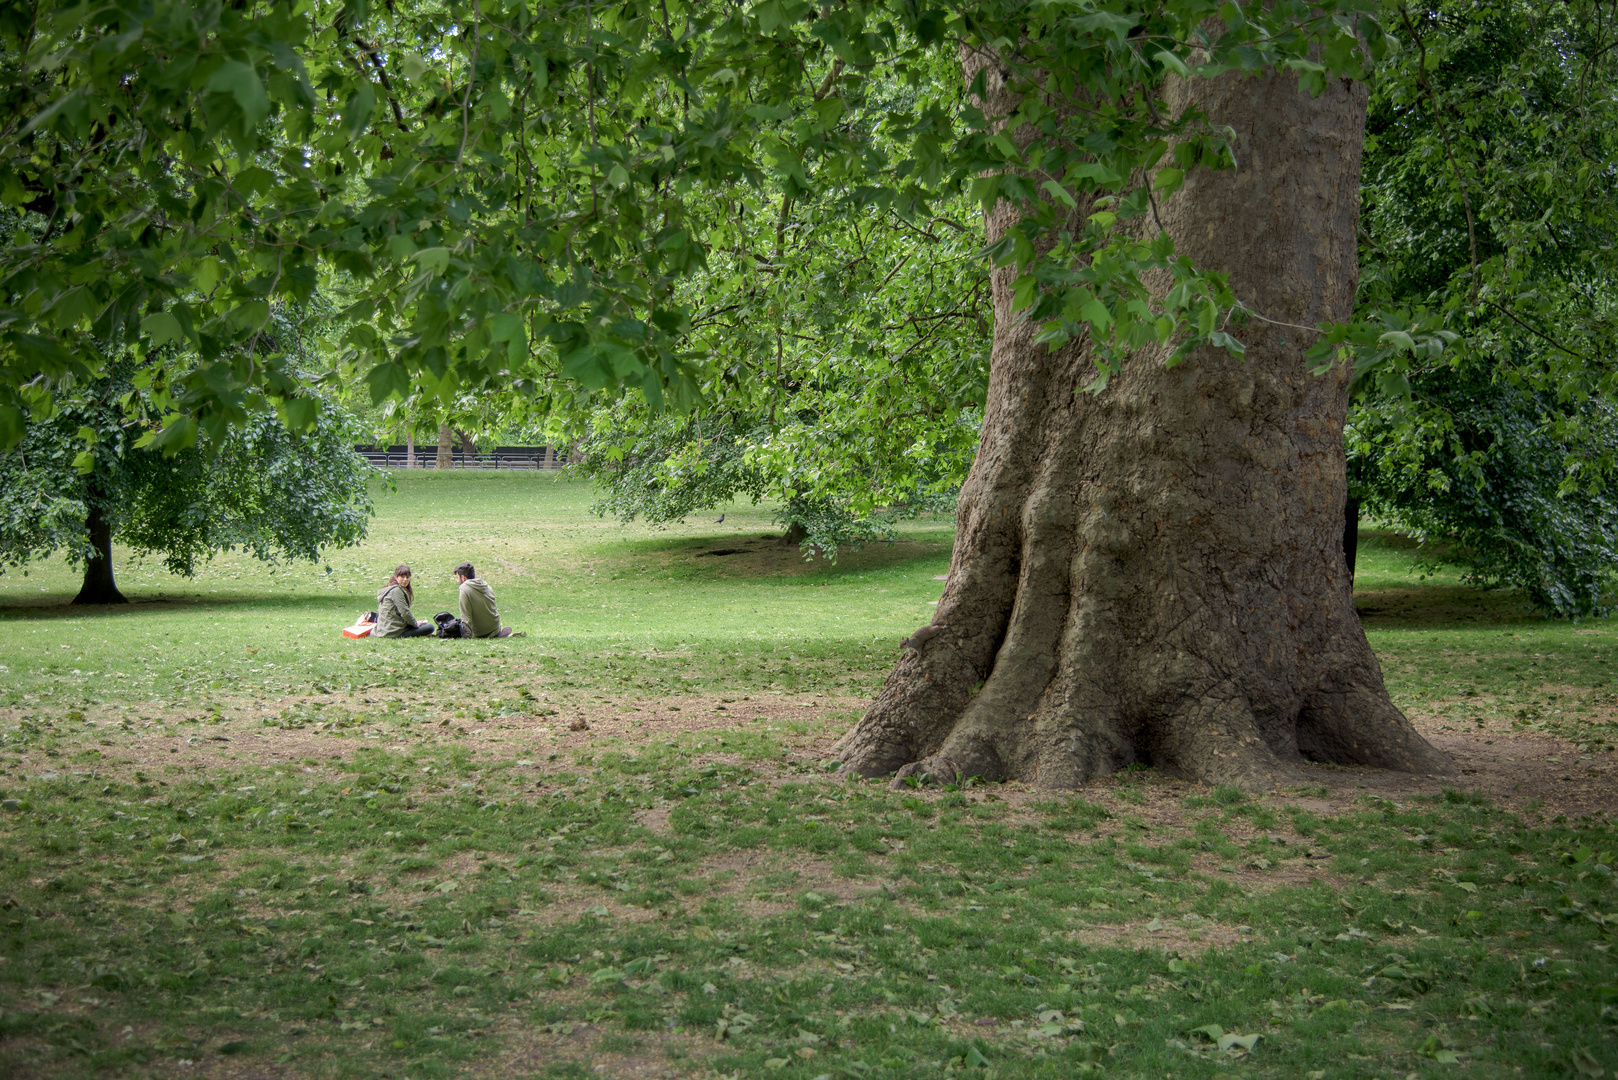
[456,428,478,466]
[837,63,1449,789]
[72,484,127,605]
[406,429,416,468]
[436,423,454,469]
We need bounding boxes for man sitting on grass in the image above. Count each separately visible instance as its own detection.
[454,562,513,638]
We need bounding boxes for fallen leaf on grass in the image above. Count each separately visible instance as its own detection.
[1186,1025,1261,1056]
[1570,1046,1605,1077]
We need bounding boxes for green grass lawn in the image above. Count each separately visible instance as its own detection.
[1,475,1616,1080]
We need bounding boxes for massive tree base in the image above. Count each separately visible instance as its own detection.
[837,65,1449,791]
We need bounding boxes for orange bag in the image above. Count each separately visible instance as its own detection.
[342,612,376,638]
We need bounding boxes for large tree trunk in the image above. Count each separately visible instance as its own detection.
[435,423,454,469]
[837,62,1449,790]
[72,491,127,605]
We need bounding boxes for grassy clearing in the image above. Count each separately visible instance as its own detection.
[2,476,1617,1079]
[1356,531,1618,755]
[0,472,953,709]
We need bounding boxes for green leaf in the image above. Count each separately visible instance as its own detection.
[144,416,199,455]
[987,133,1020,161]
[561,344,612,391]
[1378,330,1417,353]
[232,166,277,196]
[366,362,411,404]
[208,61,270,129]
[24,88,90,137]
[1080,298,1113,331]
[277,396,319,432]
[413,247,451,275]
[1153,168,1185,193]
[1041,180,1077,208]
[487,313,527,361]
[140,312,185,348]
[0,404,23,450]
[1069,162,1122,186]
[1012,274,1038,312]
[342,84,376,140]
[1155,49,1191,77]
[226,301,271,334]
[1377,370,1412,399]
[755,0,791,34]
[386,234,417,262]
[1071,12,1136,41]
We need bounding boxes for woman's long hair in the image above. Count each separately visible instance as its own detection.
[386,563,414,603]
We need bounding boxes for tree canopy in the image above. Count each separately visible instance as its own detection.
[2,0,1382,447]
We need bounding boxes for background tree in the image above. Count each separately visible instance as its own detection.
[1348,368,1618,614]
[1347,0,1618,615]
[0,360,376,605]
[578,179,990,557]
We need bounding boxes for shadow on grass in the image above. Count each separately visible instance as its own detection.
[0,591,369,621]
[648,534,952,583]
[1354,585,1541,629]
[1353,529,1548,629]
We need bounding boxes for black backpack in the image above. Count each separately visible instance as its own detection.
[433,612,467,639]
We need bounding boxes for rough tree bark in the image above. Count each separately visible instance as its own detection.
[72,478,127,605]
[837,61,1450,789]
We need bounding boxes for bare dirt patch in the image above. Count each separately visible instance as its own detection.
[0,690,861,786]
[1258,710,1618,823]
[10,689,1614,907]
[476,1019,714,1080]
[1062,916,1247,954]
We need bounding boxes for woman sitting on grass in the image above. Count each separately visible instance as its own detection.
[375,564,435,638]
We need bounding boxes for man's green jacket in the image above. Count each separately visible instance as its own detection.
[458,577,501,638]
